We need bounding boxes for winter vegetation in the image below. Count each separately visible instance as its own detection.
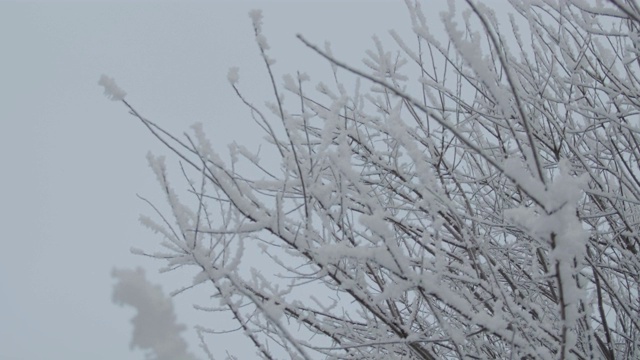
[112,268,198,360]
[106,1,640,359]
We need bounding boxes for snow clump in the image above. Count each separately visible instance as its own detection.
[98,74,127,101]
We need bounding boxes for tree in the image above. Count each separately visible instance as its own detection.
[103,1,640,359]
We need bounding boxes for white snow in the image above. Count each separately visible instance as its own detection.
[112,267,199,360]
[98,74,127,101]
[227,66,240,85]
[248,9,263,31]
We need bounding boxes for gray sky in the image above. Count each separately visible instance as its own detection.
[0,1,482,359]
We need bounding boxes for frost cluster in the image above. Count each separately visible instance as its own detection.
[227,66,240,85]
[98,74,127,101]
[112,267,199,360]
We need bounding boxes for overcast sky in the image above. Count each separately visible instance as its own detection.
[0,1,478,359]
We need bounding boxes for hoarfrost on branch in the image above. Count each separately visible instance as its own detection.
[108,2,640,359]
[98,74,126,101]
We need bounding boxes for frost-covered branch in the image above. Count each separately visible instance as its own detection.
[112,267,199,360]
[110,1,640,359]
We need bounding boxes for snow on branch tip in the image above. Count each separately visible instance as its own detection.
[98,74,127,101]
[227,66,240,85]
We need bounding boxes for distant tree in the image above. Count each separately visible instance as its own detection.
[105,1,640,359]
